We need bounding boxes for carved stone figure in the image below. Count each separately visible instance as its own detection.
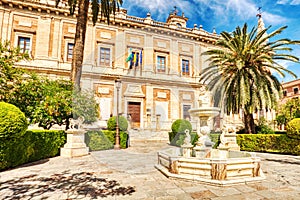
[218,124,240,151]
[196,126,214,148]
[183,129,191,145]
[198,86,212,107]
[69,116,85,130]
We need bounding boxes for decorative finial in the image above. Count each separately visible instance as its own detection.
[173,6,178,15]
[256,7,262,18]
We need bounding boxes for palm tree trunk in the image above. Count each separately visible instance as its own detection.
[70,0,89,90]
[243,111,256,134]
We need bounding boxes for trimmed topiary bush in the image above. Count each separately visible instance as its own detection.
[286,118,300,140]
[107,116,128,131]
[169,119,193,146]
[171,119,192,134]
[0,102,28,139]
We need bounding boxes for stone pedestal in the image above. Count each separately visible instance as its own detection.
[211,159,227,180]
[181,144,193,158]
[60,129,89,157]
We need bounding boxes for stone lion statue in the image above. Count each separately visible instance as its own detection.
[69,116,85,129]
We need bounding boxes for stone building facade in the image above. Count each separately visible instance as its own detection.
[0,0,220,130]
[282,79,300,102]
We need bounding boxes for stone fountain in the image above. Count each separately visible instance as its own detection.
[155,87,265,186]
[188,87,220,158]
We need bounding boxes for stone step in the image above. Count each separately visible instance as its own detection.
[128,129,169,143]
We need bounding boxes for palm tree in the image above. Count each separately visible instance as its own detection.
[200,23,299,134]
[56,0,123,89]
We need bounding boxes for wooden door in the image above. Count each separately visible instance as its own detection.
[127,102,141,128]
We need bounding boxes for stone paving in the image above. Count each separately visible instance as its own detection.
[1,140,300,200]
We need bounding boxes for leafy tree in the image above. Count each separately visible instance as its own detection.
[55,0,123,89]
[276,98,300,126]
[9,73,45,121]
[31,79,73,130]
[0,41,29,101]
[0,40,98,129]
[72,89,99,124]
[200,23,299,134]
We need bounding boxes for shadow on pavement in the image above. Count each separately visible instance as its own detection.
[0,171,135,199]
[265,158,300,165]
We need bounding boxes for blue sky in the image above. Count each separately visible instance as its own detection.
[121,0,300,83]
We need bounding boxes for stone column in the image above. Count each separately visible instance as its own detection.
[147,114,151,129]
[156,114,161,131]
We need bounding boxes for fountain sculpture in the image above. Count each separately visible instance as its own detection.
[155,86,265,186]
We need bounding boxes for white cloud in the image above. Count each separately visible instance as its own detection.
[277,0,300,5]
[123,0,190,21]
[262,12,288,25]
[291,0,300,5]
[123,0,288,28]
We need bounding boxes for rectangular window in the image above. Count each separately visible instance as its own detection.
[183,104,191,120]
[283,90,287,97]
[67,43,74,61]
[18,37,31,53]
[182,59,189,75]
[100,47,110,66]
[294,88,299,94]
[157,56,166,73]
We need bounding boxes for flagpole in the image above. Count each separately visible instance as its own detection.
[140,49,143,76]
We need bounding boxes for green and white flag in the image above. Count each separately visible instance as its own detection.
[125,48,133,62]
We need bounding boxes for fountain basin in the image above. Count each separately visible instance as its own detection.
[155,147,265,186]
[188,107,221,118]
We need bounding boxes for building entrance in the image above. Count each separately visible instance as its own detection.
[127,102,141,128]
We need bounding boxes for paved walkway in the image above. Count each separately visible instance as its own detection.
[1,141,300,200]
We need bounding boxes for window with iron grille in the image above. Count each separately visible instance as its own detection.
[182,59,189,75]
[67,43,74,62]
[18,37,31,53]
[183,104,191,120]
[157,56,166,72]
[100,47,110,66]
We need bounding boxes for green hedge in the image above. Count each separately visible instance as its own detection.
[168,132,300,155]
[107,116,128,131]
[0,130,66,171]
[85,130,128,151]
[237,134,300,155]
[210,133,221,148]
[168,132,221,148]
